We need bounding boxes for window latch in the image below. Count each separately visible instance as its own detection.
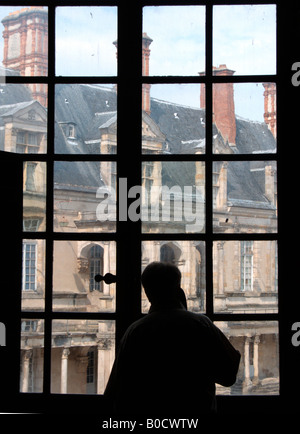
[94,273,117,284]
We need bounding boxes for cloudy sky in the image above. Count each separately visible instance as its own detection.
[0,4,276,121]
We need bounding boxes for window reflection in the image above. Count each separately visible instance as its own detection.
[213,161,277,233]
[142,84,204,154]
[0,6,48,77]
[55,84,117,154]
[20,319,44,393]
[143,6,205,76]
[53,161,116,233]
[53,241,116,312]
[21,239,45,311]
[215,321,279,396]
[213,241,278,313]
[51,320,115,394]
[213,5,276,76]
[55,7,117,76]
[142,161,205,234]
[142,241,205,314]
[212,82,276,154]
[23,162,46,232]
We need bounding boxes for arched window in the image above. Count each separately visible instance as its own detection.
[89,245,103,292]
[160,243,175,263]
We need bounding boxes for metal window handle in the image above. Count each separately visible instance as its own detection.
[94,273,117,284]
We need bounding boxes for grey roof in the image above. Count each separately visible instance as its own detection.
[150,98,206,154]
[0,82,277,209]
[54,161,103,190]
[55,84,117,154]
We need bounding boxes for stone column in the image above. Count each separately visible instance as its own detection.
[253,335,260,385]
[21,349,33,393]
[60,348,70,394]
[97,339,112,394]
[243,336,252,391]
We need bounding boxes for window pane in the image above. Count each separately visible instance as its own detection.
[213,82,276,153]
[142,241,205,314]
[55,7,117,76]
[213,241,278,313]
[0,83,47,153]
[215,321,279,396]
[20,319,44,393]
[54,161,116,233]
[142,84,204,154]
[23,162,46,232]
[141,161,205,234]
[213,161,277,233]
[21,240,45,311]
[53,241,116,312]
[143,6,205,76]
[0,6,48,77]
[213,5,276,76]
[55,84,117,154]
[51,320,115,394]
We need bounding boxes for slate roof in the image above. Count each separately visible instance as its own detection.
[0,82,277,210]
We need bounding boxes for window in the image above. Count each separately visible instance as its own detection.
[22,242,37,292]
[241,241,253,292]
[89,245,104,292]
[0,0,296,417]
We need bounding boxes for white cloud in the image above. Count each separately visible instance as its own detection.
[213,4,276,75]
[143,6,205,76]
[55,6,117,76]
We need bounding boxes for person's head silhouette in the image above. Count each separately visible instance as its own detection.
[141,261,187,309]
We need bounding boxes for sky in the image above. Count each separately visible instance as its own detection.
[0,4,276,121]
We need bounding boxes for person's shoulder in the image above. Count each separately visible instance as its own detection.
[182,310,215,327]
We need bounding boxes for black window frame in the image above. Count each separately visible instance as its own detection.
[0,0,299,417]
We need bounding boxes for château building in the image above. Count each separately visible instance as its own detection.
[0,7,278,397]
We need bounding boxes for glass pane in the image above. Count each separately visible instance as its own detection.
[142,241,205,314]
[51,320,115,394]
[213,5,276,76]
[0,6,48,77]
[141,161,205,233]
[213,161,277,233]
[215,321,279,396]
[53,240,116,312]
[21,240,45,311]
[20,319,44,393]
[54,161,116,233]
[0,83,47,153]
[213,241,278,313]
[142,84,205,154]
[55,84,117,154]
[213,82,276,153]
[56,7,117,76]
[23,162,46,232]
[143,6,205,76]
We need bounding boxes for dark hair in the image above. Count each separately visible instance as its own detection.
[141,262,182,304]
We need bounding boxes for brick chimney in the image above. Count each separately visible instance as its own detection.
[113,33,152,114]
[1,7,48,107]
[142,33,152,115]
[263,83,276,138]
[200,65,236,146]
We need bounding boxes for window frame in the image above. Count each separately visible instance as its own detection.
[0,0,297,416]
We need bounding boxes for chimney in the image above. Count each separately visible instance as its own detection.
[199,65,236,146]
[1,7,48,107]
[113,33,152,114]
[142,33,152,115]
[263,83,276,139]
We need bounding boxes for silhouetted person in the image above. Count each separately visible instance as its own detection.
[104,262,240,416]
